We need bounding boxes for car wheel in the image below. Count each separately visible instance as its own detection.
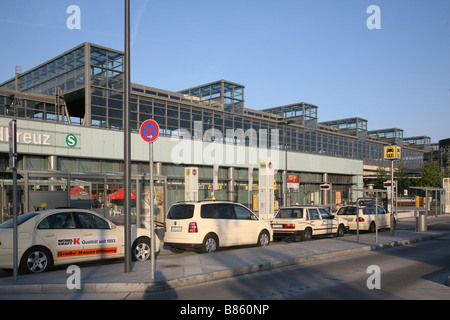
[257,230,270,247]
[20,246,53,274]
[201,233,218,253]
[336,224,345,237]
[302,228,312,241]
[132,237,151,261]
[369,222,376,233]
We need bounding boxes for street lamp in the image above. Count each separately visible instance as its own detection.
[123,0,132,272]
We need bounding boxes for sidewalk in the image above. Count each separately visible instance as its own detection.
[0,218,449,295]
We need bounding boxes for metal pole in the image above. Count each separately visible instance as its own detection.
[375,197,378,243]
[330,183,333,208]
[435,190,438,217]
[356,200,360,242]
[124,0,132,273]
[390,159,394,235]
[9,120,18,280]
[149,143,155,280]
[12,166,18,280]
[248,168,251,209]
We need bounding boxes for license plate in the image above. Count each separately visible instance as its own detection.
[170,226,182,232]
[272,224,283,229]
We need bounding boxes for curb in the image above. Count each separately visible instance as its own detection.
[1,232,445,295]
[0,246,371,294]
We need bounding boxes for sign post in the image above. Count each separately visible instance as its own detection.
[258,160,274,220]
[140,119,160,280]
[248,167,254,209]
[9,120,18,280]
[212,164,219,198]
[185,167,199,201]
[384,145,401,235]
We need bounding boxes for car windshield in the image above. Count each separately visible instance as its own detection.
[337,207,357,215]
[0,212,41,229]
[167,204,194,219]
[319,208,333,219]
[275,208,304,218]
[337,206,378,215]
[362,208,376,215]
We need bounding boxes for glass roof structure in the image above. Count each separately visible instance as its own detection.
[0,42,432,171]
[320,118,368,137]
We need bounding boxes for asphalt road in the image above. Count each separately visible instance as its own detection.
[133,233,450,300]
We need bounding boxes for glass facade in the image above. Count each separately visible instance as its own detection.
[439,138,450,175]
[0,43,124,129]
[1,45,85,96]
[0,94,58,122]
[90,45,124,129]
[403,136,432,151]
[320,118,368,137]
[263,103,318,128]
[367,128,404,146]
[179,80,244,114]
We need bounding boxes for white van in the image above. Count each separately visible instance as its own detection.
[164,201,273,253]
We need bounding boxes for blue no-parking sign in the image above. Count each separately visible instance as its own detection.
[140,119,160,143]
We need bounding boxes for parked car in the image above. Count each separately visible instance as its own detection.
[0,208,160,274]
[336,205,395,232]
[164,201,273,253]
[270,206,349,241]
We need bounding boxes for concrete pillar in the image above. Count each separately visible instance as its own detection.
[48,155,58,171]
[323,173,328,205]
[228,167,234,202]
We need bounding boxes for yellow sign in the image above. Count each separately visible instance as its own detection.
[395,145,401,158]
[384,145,401,160]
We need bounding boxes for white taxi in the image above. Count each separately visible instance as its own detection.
[336,205,395,232]
[0,208,160,273]
[271,206,348,241]
[164,201,273,253]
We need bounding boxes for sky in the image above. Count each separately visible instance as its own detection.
[1,0,449,142]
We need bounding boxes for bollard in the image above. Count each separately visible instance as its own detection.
[415,212,427,232]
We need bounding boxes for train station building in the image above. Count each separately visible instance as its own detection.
[0,43,432,225]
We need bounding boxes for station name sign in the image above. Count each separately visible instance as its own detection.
[0,125,78,148]
[0,125,51,146]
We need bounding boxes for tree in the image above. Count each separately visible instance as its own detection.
[418,158,443,188]
[373,164,389,190]
[394,161,411,195]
